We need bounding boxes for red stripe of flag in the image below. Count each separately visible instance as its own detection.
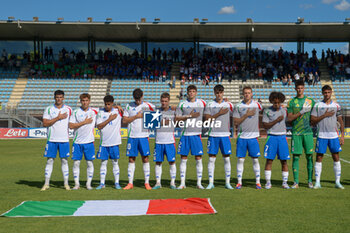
[146,198,216,215]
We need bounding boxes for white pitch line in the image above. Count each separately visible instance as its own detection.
[325,153,350,164]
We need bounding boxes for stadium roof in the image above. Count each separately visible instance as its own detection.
[1,20,350,43]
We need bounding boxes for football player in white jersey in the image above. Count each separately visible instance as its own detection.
[232,86,263,189]
[311,85,345,189]
[204,84,234,189]
[95,95,123,190]
[123,88,155,190]
[69,93,98,190]
[262,92,290,189]
[175,85,206,189]
[41,90,72,191]
[153,93,177,189]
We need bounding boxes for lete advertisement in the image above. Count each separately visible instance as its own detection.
[0,128,29,138]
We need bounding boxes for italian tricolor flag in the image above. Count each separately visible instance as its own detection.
[3,198,216,217]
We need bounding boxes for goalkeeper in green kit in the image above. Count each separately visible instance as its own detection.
[287,80,315,189]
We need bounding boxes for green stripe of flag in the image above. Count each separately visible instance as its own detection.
[3,201,85,217]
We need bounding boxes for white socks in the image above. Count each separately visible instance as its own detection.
[128,162,135,184]
[282,171,289,185]
[44,158,54,185]
[143,162,150,184]
[315,162,322,183]
[169,164,176,186]
[179,159,187,186]
[196,159,203,186]
[252,158,261,184]
[155,164,162,185]
[73,160,81,186]
[237,158,245,184]
[265,170,271,184]
[86,160,94,187]
[265,170,288,185]
[61,158,69,185]
[112,159,120,184]
[99,160,108,185]
[73,160,80,186]
[223,157,231,184]
[334,161,341,183]
[208,157,216,184]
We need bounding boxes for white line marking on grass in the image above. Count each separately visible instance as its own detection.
[325,153,350,164]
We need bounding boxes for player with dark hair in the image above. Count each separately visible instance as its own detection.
[311,85,345,189]
[41,90,72,191]
[204,84,234,189]
[263,92,290,189]
[175,84,206,189]
[287,80,315,189]
[123,88,155,190]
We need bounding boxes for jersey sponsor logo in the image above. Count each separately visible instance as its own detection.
[0,128,28,138]
[143,110,162,129]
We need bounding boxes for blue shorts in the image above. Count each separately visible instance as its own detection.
[236,138,261,158]
[44,141,70,158]
[264,135,290,160]
[72,143,96,161]
[153,143,176,162]
[177,135,203,156]
[315,138,342,154]
[126,137,150,157]
[97,145,120,160]
[207,136,232,155]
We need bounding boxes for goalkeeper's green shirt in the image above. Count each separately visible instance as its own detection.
[287,96,315,136]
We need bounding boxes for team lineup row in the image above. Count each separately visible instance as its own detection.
[40,80,345,191]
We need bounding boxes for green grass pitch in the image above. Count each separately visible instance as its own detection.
[0,138,350,233]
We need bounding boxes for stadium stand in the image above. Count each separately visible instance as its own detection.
[110,79,170,107]
[0,69,19,106]
[1,47,350,111]
[17,77,91,109]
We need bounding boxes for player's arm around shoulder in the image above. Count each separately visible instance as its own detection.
[203,101,213,121]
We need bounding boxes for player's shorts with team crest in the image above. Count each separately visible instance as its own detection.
[72,142,96,160]
[291,134,314,155]
[207,136,232,155]
[177,135,203,156]
[126,137,150,157]
[264,135,290,160]
[44,141,70,158]
[154,143,176,162]
[236,138,260,158]
[315,137,342,154]
[97,145,120,160]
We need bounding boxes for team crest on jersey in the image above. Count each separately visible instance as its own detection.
[143,110,161,129]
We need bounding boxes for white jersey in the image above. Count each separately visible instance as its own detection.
[43,104,72,142]
[155,107,176,144]
[69,107,98,144]
[311,101,341,139]
[124,101,155,138]
[262,106,287,135]
[204,99,233,137]
[176,98,206,136]
[232,100,262,139]
[96,108,123,146]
